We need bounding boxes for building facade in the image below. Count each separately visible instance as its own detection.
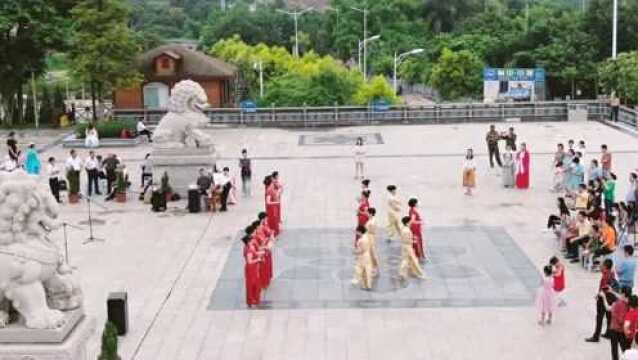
[114,44,238,110]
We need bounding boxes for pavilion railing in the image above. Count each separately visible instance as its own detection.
[619,105,638,128]
[113,100,613,127]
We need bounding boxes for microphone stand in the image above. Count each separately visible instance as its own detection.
[60,221,84,264]
[79,194,106,244]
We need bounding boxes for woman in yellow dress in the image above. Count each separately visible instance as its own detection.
[386,185,402,242]
[462,148,477,196]
[365,207,381,277]
[399,216,425,281]
[351,225,374,290]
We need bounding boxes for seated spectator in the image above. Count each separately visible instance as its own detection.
[547,197,570,231]
[196,168,213,195]
[136,118,153,142]
[575,184,590,211]
[566,211,592,263]
[85,123,100,148]
[594,217,618,259]
[586,189,603,221]
[141,153,153,188]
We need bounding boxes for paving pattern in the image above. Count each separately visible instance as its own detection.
[298,132,384,146]
[209,226,539,310]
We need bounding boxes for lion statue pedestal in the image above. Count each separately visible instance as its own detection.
[151,79,216,196]
[0,170,95,360]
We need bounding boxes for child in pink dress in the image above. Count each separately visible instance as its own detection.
[537,265,556,326]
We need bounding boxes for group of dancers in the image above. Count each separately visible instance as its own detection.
[352,179,427,290]
[242,171,283,307]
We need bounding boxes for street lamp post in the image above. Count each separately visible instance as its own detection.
[612,0,618,59]
[277,7,314,57]
[325,6,340,35]
[254,60,264,98]
[351,6,369,80]
[393,49,424,94]
[357,35,380,77]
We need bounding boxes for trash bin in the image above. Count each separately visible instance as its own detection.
[188,188,201,213]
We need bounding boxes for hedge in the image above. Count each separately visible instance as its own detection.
[75,120,136,139]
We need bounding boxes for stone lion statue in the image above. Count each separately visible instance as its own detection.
[0,171,83,329]
[153,79,214,149]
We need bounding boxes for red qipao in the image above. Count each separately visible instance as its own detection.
[355,198,370,246]
[515,150,530,189]
[256,227,273,289]
[266,186,281,236]
[409,207,425,259]
[273,180,283,222]
[243,242,261,307]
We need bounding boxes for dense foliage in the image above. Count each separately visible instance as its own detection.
[210,37,396,106]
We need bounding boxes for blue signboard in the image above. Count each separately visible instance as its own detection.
[240,100,257,113]
[372,99,390,112]
[484,68,545,82]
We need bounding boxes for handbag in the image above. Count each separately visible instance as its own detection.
[58,179,68,191]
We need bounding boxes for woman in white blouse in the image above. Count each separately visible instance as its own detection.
[353,137,366,180]
[85,123,100,148]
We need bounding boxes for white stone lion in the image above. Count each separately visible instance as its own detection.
[153,79,214,149]
[0,171,82,329]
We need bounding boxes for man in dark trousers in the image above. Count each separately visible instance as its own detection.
[214,167,232,212]
[485,124,502,168]
[103,154,120,195]
[504,127,517,151]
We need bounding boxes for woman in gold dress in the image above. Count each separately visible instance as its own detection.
[386,185,402,242]
[365,207,381,276]
[351,225,374,290]
[399,216,425,281]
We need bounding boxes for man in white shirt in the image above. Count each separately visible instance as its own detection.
[136,118,152,142]
[84,150,101,196]
[65,149,82,197]
[214,167,232,212]
[47,157,61,203]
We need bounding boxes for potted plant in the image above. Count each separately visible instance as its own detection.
[160,171,173,202]
[67,170,80,203]
[115,169,127,203]
[98,321,120,360]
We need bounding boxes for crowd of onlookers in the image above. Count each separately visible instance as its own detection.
[544,140,638,359]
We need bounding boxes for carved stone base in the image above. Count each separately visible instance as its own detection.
[0,316,96,360]
[0,309,84,344]
[151,146,217,196]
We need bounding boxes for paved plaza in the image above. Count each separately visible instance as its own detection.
[211,226,538,310]
[16,120,638,359]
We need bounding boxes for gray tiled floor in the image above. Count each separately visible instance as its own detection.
[208,226,540,310]
[298,132,384,146]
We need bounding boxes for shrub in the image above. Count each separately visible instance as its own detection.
[75,120,136,139]
[98,321,119,360]
[116,170,127,193]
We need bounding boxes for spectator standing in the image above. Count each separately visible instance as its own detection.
[617,246,637,290]
[214,167,232,212]
[604,174,617,218]
[47,157,61,203]
[601,144,612,176]
[103,154,120,194]
[586,258,617,342]
[485,124,502,168]
[24,143,40,175]
[611,93,621,122]
[84,150,100,196]
[136,118,153,142]
[6,131,20,164]
[602,286,632,360]
[503,127,517,151]
[141,153,153,188]
[239,149,252,197]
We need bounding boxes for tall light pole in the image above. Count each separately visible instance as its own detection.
[612,0,618,59]
[351,6,369,80]
[325,6,340,35]
[357,34,380,78]
[277,7,314,57]
[393,48,424,94]
[254,60,264,98]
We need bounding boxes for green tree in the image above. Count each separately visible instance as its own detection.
[69,0,141,121]
[0,0,76,125]
[352,75,398,105]
[430,48,483,100]
[38,85,53,126]
[599,51,638,103]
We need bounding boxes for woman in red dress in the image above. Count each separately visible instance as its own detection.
[408,198,425,260]
[253,219,273,289]
[265,177,281,236]
[242,235,261,307]
[515,142,531,189]
[355,190,371,247]
[272,171,283,230]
